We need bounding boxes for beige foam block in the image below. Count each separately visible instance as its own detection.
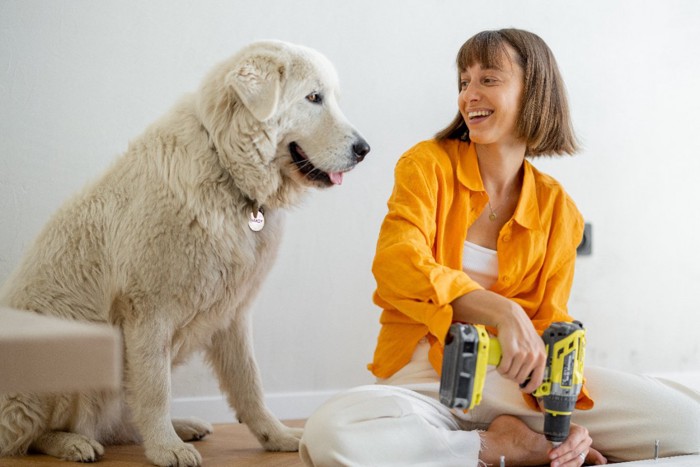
[0,307,121,393]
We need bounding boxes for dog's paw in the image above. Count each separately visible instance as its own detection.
[145,442,202,467]
[32,431,104,463]
[172,417,213,442]
[258,425,304,452]
[60,436,104,462]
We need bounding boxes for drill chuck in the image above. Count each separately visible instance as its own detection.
[543,413,571,444]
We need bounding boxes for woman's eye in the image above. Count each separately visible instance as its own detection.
[460,81,469,90]
[306,92,322,104]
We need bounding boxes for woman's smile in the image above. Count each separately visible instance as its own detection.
[467,109,494,124]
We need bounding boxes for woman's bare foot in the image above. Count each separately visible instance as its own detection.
[479,415,551,466]
[479,415,607,466]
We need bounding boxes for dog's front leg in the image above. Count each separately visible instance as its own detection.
[207,314,303,451]
[122,319,202,467]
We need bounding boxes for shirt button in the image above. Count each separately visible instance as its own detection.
[503,235,511,242]
[502,275,510,283]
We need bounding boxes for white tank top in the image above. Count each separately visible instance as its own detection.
[462,240,498,289]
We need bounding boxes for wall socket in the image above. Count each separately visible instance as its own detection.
[577,222,592,256]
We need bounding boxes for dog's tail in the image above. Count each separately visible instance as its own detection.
[0,394,46,456]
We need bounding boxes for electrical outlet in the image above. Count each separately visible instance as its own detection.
[577,222,592,256]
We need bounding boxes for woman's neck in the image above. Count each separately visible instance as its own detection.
[474,141,525,196]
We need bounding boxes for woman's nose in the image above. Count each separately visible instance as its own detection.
[461,84,479,102]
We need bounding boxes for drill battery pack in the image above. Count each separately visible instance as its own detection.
[439,323,498,410]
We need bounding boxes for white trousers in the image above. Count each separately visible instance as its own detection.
[299,341,700,466]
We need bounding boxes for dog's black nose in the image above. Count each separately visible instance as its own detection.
[353,138,370,162]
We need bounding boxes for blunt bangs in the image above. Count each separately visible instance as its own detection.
[457,30,522,73]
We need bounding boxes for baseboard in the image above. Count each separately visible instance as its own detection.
[171,389,340,423]
[171,372,700,424]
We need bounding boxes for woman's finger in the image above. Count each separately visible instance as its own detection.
[520,357,545,393]
[549,424,592,466]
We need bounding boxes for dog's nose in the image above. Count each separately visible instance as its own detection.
[353,138,370,162]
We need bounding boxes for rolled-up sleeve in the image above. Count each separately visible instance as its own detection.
[372,155,482,344]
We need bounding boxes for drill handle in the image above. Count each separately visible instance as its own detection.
[486,336,502,367]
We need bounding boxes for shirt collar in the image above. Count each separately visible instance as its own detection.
[456,141,484,191]
[514,161,542,231]
[456,141,542,231]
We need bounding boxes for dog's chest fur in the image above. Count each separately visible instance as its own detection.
[114,146,288,358]
[168,206,285,360]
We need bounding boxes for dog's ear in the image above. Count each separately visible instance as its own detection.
[227,56,282,122]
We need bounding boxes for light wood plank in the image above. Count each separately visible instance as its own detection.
[0,421,305,466]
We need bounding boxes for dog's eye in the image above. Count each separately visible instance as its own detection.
[306,92,323,104]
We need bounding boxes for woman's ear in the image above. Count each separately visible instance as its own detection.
[227,56,283,122]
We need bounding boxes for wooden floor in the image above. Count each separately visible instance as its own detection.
[0,420,305,467]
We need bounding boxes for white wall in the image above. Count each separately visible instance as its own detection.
[2,0,699,419]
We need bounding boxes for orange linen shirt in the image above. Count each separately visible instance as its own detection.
[368,138,592,410]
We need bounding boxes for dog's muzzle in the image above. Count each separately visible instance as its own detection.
[290,137,370,186]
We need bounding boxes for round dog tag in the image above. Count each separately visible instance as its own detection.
[248,210,265,232]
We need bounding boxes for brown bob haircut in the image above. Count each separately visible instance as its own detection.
[435,28,578,156]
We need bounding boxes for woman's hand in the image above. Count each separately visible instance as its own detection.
[549,423,607,466]
[452,290,547,393]
[494,302,547,393]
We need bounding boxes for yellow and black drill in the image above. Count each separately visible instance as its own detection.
[439,321,586,444]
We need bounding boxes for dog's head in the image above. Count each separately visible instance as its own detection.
[197,41,369,203]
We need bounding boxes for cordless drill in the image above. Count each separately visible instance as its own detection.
[439,321,586,444]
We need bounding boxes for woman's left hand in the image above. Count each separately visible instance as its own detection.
[548,423,607,466]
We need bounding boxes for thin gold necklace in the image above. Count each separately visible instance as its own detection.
[485,193,509,222]
[487,199,498,221]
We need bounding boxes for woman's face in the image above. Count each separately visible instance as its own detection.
[458,45,525,148]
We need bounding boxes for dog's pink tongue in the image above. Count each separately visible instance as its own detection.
[329,172,344,185]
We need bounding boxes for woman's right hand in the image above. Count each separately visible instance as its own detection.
[494,301,547,393]
[452,290,546,393]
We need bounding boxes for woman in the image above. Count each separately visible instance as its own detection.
[300,29,700,467]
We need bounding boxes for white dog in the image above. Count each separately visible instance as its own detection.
[0,41,369,466]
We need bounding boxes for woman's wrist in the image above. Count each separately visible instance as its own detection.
[451,289,522,327]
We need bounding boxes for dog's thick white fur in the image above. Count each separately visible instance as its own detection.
[0,41,368,466]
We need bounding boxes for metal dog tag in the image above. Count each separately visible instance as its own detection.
[248,210,265,232]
